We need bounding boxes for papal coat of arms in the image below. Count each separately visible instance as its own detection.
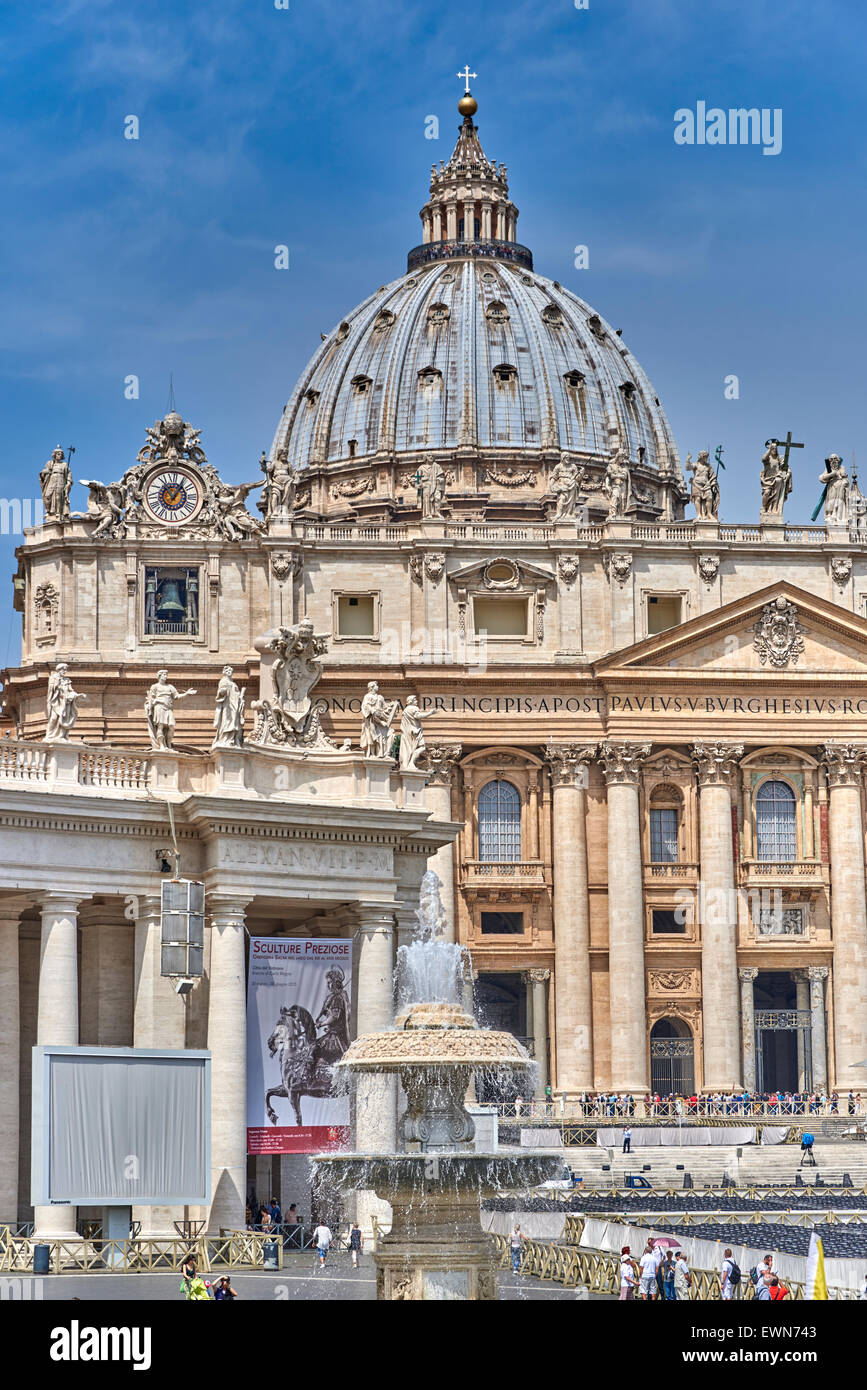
[753,595,805,669]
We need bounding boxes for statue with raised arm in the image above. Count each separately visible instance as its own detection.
[361,681,399,759]
[212,665,245,748]
[687,449,720,520]
[398,694,438,770]
[45,663,87,741]
[760,439,793,517]
[144,669,197,750]
[80,479,126,539]
[40,447,72,522]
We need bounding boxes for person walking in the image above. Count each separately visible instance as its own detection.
[349,1221,364,1269]
[622,1125,632,1155]
[312,1220,333,1270]
[639,1239,659,1301]
[720,1249,738,1301]
[674,1251,691,1301]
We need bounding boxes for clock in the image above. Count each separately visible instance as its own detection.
[141,465,204,526]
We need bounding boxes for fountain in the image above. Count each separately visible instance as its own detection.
[313,872,563,1300]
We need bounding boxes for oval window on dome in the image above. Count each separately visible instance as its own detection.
[427,302,450,326]
[486,300,509,324]
[372,309,395,333]
[542,305,564,327]
[336,320,351,342]
[304,388,320,407]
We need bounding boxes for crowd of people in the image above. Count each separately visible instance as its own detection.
[509,1090,863,1119]
[618,1238,791,1302]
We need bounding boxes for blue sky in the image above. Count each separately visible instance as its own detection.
[1,0,865,661]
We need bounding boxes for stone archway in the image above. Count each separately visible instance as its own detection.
[650,1016,695,1095]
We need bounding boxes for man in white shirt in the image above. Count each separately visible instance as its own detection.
[720,1248,735,1300]
[312,1221,333,1270]
[639,1239,660,1301]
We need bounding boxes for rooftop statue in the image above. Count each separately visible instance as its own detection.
[603,448,632,518]
[361,680,399,759]
[549,454,585,520]
[144,669,197,751]
[45,663,87,742]
[398,694,438,770]
[816,454,850,527]
[760,438,794,517]
[39,446,72,522]
[212,665,245,749]
[687,449,720,520]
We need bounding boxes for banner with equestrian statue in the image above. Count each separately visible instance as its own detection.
[246,937,352,1154]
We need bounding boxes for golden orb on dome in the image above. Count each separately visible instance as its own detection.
[458,92,478,117]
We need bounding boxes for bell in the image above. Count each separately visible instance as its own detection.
[156,580,185,616]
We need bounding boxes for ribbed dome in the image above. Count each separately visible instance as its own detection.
[272,259,679,474]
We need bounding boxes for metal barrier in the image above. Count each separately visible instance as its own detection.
[499,1101,863,1122]
[491,1234,858,1300]
[0,1229,279,1275]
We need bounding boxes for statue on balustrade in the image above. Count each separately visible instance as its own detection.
[418,461,447,518]
[603,448,632,518]
[816,454,850,527]
[39,447,72,522]
[45,663,87,741]
[259,446,298,521]
[144,670,197,750]
[549,454,585,520]
[361,681,399,759]
[687,449,720,520]
[212,666,245,749]
[398,694,438,770]
[760,440,793,517]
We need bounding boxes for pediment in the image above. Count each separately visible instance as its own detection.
[448,555,554,589]
[596,582,867,677]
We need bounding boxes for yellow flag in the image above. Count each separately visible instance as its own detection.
[806,1231,828,1300]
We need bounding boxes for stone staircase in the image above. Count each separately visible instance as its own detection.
[561,1143,867,1190]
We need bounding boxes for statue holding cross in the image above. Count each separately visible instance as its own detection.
[760,432,802,517]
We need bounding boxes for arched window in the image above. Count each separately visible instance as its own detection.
[649,786,681,863]
[756,779,797,861]
[478,780,521,862]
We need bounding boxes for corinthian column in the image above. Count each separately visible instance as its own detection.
[545,744,596,1093]
[693,742,743,1091]
[807,965,829,1091]
[822,744,867,1085]
[34,893,83,1238]
[598,741,651,1091]
[207,896,251,1234]
[423,744,462,943]
[738,967,758,1092]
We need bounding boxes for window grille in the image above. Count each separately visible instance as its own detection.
[755,779,797,861]
[478,779,522,862]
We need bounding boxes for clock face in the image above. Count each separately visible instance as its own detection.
[142,466,203,525]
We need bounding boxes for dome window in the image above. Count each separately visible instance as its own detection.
[492,362,518,385]
[620,380,637,402]
[428,302,450,326]
[481,271,496,283]
[486,300,509,324]
[304,388,320,407]
[563,370,585,389]
[350,374,373,395]
[347,439,358,458]
[336,321,351,342]
[542,306,564,327]
[372,309,395,333]
[587,314,607,342]
[417,366,443,389]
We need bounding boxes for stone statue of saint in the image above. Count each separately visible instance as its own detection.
[760,440,793,517]
[603,449,631,518]
[818,454,850,526]
[144,670,197,750]
[39,447,72,522]
[260,447,297,520]
[549,455,585,520]
[398,695,438,770]
[687,449,720,520]
[418,462,446,518]
[45,663,87,741]
[360,680,399,759]
[212,665,245,748]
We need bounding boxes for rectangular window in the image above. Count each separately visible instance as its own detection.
[473,597,528,637]
[651,909,685,935]
[144,567,199,637]
[337,594,376,637]
[647,594,682,635]
[480,912,524,935]
[650,808,679,863]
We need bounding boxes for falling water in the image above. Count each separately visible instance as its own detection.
[396,869,471,1011]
